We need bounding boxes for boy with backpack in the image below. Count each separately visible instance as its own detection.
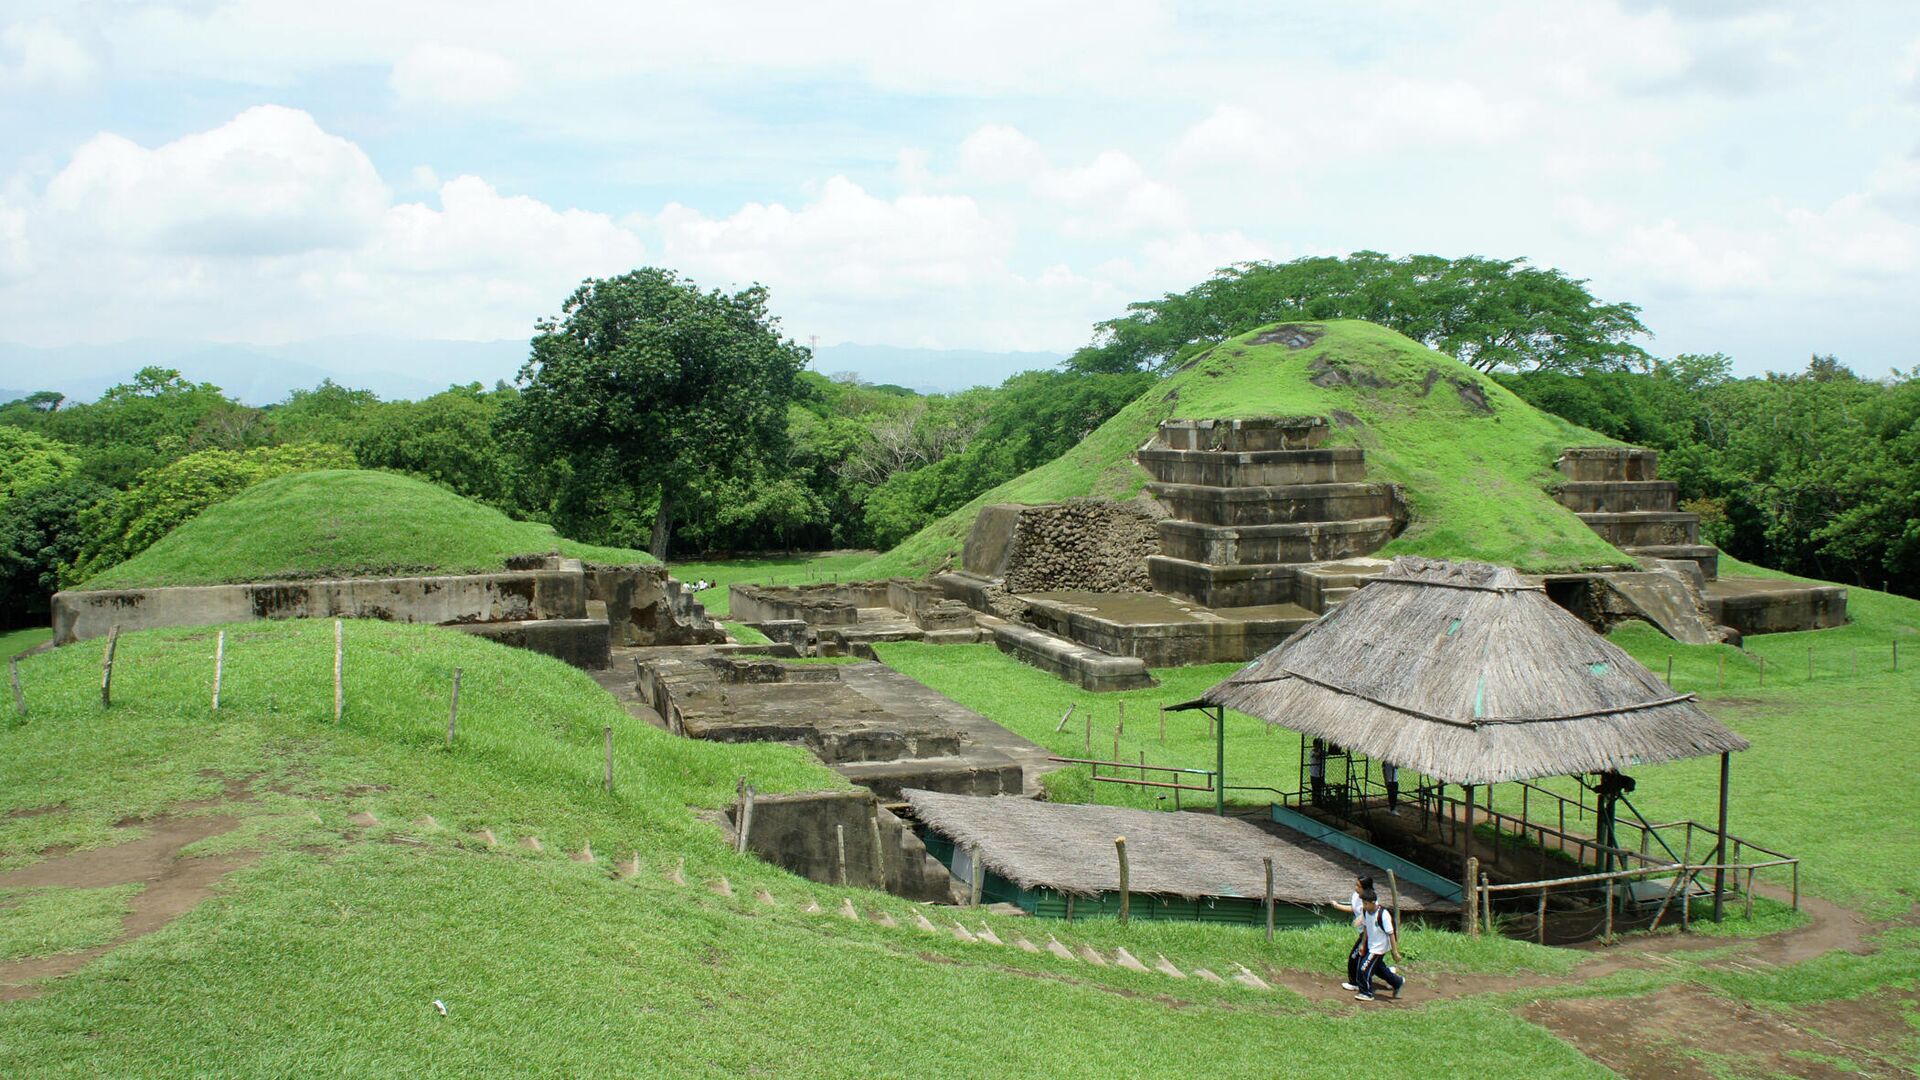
[1353,891,1405,1001]
[1331,875,1373,992]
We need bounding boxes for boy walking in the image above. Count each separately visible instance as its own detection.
[1331,876,1373,992]
[1354,893,1404,1001]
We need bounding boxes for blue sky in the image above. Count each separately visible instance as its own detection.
[1,1,1917,378]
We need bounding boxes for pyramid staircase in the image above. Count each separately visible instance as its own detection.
[1555,447,1847,635]
[1553,448,1718,580]
[1140,417,1402,612]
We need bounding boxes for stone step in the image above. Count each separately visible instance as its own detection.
[1156,416,1328,452]
[1705,577,1849,635]
[1558,446,1660,482]
[1578,511,1700,547]
[833,753,1024,802]
[1146,481,1397,526]
[1317,586,1358,614]
[1157,517,1396,566]
[1146,556,1299,610]
[1554,480,1679,514]
[1626,544,1720,581]
[1135,446,1366,487]
[975,615,1156,693]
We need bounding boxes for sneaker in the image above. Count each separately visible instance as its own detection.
[1341,982,1358,991]
[1390,985,1401,1000]
[1354,993,1375,1001]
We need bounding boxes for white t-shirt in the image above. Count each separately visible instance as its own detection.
[1363,907,1395,955]
[1347,891,1364,929]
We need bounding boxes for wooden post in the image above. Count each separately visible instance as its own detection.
[735,783,757,855]
[602,726,614,794]
[1792,861,1799,911]
[212,631,225,712]
[1665,654,1673,685]
[1053,704,1076,734]
[1464,855,1480,935]
[967,844,983,906]
[1603,878,1615,940]
[837,824,849,887]
[1159,705,1166,744]
[332,619,344,722]
[868,806,886,889]
[1461,783,1476,890]
[1744,868,1755,921]
[1712,751,1730,923]
[1483,873,1495,935]
[1387,868,1401,931]
[1117,700,1124,736]
[1065,893,1075,923]
[1536,888,1548,945]
[1112,725,1120,761]
[1114,836,1130,925]
[8,656,24,717]
[446,667,461,746]
[1083,711,1091,754]
[100,624,120,708]
[1263,856,1275,942]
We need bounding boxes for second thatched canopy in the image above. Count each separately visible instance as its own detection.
[1185,557,1748,786]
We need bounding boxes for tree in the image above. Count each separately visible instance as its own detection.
[1069,252,1649,375]
[0,476,108,627]
[502,269,809,559]
[0,428,81,503]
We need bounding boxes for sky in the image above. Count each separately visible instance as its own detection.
[0,0,1917,380]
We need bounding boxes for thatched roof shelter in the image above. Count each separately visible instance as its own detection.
[903,788,1449,909]
[1186,557,1748,786]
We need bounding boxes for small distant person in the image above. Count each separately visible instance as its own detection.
[1309,739,1326,805]
[1381,761,1400,815]
[1332,875,1374,992]
[1353,892,1405,1002]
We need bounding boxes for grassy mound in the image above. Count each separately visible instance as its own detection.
[0,620,1598,1074]
[859,320,1627,577]
[77,470,655,590]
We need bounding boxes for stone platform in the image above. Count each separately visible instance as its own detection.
[1705,577,1849,635]
[1019,591,1317,668]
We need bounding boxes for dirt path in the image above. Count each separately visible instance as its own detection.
[0,810,259,1001]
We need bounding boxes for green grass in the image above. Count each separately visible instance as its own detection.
[859,320,1628,578]
[0,884,139,962]
[0,627,50,658]
[0,619,1610,1077]
[76,470,657,590]
[667,550,878,617]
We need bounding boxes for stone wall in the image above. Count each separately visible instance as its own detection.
[728,790,958,903]
[998,499,1165,594]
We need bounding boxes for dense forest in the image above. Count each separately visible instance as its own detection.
[2,253,1913,628]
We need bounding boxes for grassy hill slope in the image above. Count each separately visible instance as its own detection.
[859,320,1627,578]
[0,620,1604,1076]
[78,470,656,590]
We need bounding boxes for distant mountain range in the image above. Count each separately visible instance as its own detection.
[0,339,1067,405]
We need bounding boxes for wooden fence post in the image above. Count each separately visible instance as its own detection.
[1159,705,1166,744]
[1083,711,1091,754]
[868,805,886,889]
[1263,856,1275,942]
[446,668,461,746]
[1536,888,1548,945]
[1464,856,1480,936]
[1482,873,1493,935]
[9,656,24,717]
[967,844,983,906]
[836,825,848,887]
[1603,878,1615,940]
[602,726,614,794]
[1117,700,1124,736]
[100,624,120,708]
[1387,868,1401,931]
[332,619,344,723]
[212,630,225,712]
[1053,704,1076,734]
[1115,836,1130,926]
[1665,654,1673,685]
[735,782,757,855]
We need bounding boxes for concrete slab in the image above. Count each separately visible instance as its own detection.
[1706,577,1849,635]
[1019,590,1316,667]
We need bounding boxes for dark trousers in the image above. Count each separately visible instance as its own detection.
[1356,951,1404,997]
[1386,781,1399,809]
[1346,934,1366,985]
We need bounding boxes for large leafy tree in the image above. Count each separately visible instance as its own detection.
[1070,252,1650,375]
[503,269,809,559]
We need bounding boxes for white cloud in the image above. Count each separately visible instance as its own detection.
[43,105,389,256]
[389,43,521,106]
[1031,150,1187,237]
[0,20,97,89]
[958,124,1048,183]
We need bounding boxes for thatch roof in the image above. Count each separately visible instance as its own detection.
[1189,557,1748,786]
[903,789,1449,910]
